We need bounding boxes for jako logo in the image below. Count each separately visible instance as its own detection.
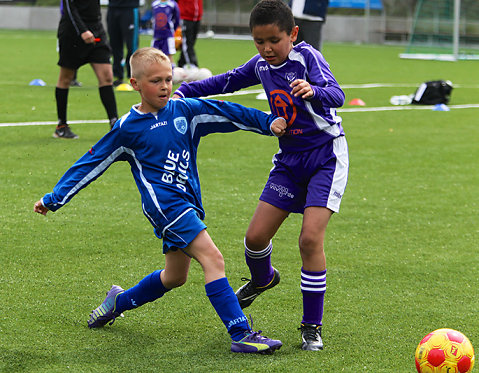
[150,121,167,130]
[270,183,294,198]
[227,315,248,329]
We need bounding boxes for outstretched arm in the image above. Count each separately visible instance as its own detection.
[174,55,261,98]
[35,128,125,213]
[186,98,285,140]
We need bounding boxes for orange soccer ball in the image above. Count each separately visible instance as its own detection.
[415,328,475,373]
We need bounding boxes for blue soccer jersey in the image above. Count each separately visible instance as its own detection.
[41,98,278,240]
[174,41,345,152]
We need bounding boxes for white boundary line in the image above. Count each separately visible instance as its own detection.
[0,119,109,128]
[339,103,479,112]
[4,104,479,128]
[2,87,479,128]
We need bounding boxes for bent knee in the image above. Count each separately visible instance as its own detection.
[299,232,323,255]
[164,273,188,289]
[244,233,270,251]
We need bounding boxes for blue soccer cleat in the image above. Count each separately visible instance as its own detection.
[87,285,125,328]
[231,330,282,354]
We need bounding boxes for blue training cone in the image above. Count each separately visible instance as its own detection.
[29,79,46,86]
[433,103,450,111]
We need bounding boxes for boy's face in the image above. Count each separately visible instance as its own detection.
[251,24,298,66]
[130,60,173,112]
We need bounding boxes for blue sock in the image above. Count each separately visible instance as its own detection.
[115,269,170,313]
[205,277,250,342]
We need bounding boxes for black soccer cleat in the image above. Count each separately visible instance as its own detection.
[53,124,79,139]
[235,268,280,309]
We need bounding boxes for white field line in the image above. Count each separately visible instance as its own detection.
[2,85,479,128]
[338,103,479,112]
[0,119,109,128]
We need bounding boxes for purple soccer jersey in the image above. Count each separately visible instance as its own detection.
[175,42,346,153]
[176,40,349,331]
[151,0,180,42]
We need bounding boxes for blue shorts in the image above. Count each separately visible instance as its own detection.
[155,208,207,254]
[260,136,349,214]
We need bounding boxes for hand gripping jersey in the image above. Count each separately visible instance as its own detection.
[41,98,277,239]
[175,41,345,152]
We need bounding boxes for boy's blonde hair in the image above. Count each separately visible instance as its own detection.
[130,47,170,79]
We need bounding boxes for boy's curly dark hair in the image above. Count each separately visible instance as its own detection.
[249,0,295,34]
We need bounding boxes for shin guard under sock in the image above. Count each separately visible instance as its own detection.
[244,240,274,286]
[115,269,170,313]
[301,268,326,325]
[205,277,250,341]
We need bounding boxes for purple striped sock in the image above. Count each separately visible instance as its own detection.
[301,268,327,325]
[244,240,274,287]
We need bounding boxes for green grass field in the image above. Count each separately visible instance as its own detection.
[1,29,478,372]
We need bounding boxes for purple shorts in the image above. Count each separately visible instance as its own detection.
[152,37,176,56]
[260,136,349,214]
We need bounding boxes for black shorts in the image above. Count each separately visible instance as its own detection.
[57,18,111,70]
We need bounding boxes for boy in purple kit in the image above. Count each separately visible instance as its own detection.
[173,0,349,351]
[151,0,180,65]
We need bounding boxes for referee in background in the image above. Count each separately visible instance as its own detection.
[55,0,118,139]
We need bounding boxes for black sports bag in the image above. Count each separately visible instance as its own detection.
[412,80,453,105]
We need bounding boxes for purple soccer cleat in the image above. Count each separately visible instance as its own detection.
[87,285,125,328]
[231,330,282,354]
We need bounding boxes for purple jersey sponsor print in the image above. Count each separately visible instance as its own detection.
[175,41,346,152]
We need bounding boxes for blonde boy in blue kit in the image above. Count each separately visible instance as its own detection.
[34,47,287,354]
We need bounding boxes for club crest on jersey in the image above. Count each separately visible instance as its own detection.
[285,72,297,83]
[269,89,297,127]
[174,117,188,135]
